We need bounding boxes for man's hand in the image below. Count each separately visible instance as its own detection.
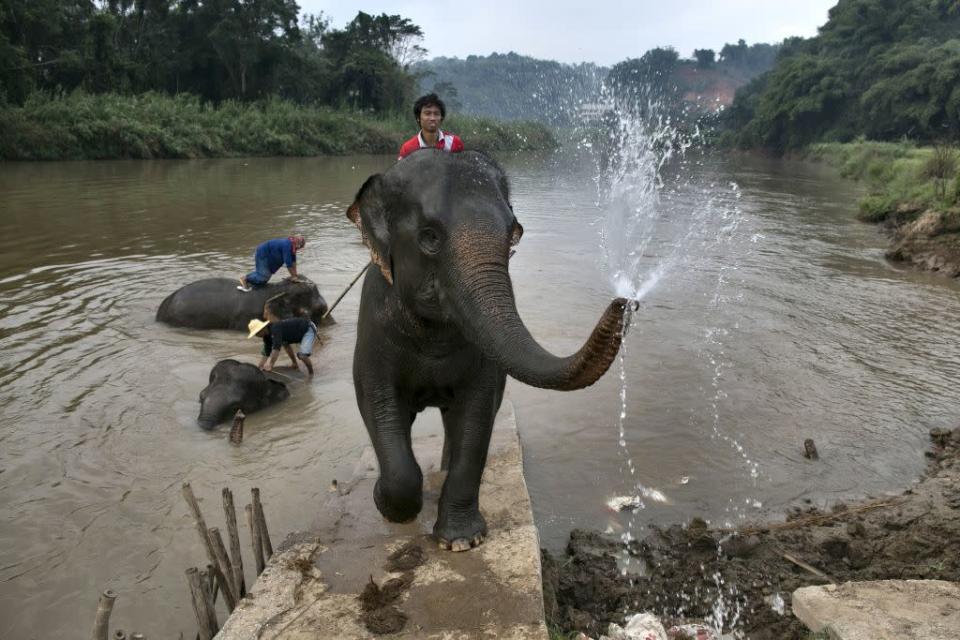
[261,362,272,372]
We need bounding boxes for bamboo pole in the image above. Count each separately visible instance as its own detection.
[91,588,117,640]
[130,634,145,640]
[186,568,216,640]
[322,262,370,320]
[222,488,246,597]
[246,503,265,575]
[251,488,273,558]
[112,631,127,640]
[181,484,220,573]
[208,527,238,611]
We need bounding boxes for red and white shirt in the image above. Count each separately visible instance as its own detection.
[398,129,464,160]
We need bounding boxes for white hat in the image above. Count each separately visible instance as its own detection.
[247,318,269,339]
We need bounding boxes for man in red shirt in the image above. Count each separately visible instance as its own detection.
[397,93,464,160]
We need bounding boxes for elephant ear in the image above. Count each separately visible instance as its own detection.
[347,174,393,285]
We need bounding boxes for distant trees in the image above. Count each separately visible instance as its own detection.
[694,49,716,69]
[727,0,960,151]
[0,3,425,112]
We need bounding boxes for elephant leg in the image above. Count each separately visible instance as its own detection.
[434,371,505,551]
[360,388,422,523]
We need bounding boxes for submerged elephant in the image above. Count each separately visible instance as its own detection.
[157,278,328,331]
[347,150,628,551]
[197,359,289,429]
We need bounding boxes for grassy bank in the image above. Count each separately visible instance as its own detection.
[804,140,960,223]
[804,140,960,275]
[0,91,557,161]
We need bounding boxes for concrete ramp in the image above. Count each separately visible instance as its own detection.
[792,580,960,640]
[217,400,549,639]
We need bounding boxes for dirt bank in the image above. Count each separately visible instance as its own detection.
[542,426,960,639]
[885,207,960,277]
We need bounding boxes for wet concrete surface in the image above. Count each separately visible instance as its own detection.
[217,400,548,639]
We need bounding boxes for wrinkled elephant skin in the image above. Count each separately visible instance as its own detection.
[197,359,289,429]
[348,150,628,551]
[157,278,328,331]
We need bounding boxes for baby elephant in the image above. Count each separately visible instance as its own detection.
[197,359,289,429]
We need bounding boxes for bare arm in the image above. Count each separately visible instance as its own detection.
[262,349,282,371]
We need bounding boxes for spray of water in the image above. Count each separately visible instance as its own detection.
[590,80,758,631]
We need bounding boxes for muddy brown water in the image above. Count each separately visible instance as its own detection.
[1,153,959,637]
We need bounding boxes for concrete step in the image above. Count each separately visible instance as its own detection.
[216,400,549,639]
[792,580,960,640]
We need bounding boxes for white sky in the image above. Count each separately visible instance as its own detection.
[295,0,837,65]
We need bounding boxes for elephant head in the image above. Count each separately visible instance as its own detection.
[265,280,329,324]
[197,359,289,429]
[347,150,628,390]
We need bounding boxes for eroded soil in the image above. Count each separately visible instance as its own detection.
[543,427,960,639]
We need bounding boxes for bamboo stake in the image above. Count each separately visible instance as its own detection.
[251,488,273,558]
[91,588,117,640]
[130,634,145,640]
[207,527,238,611]
[181,484,220,573]
[198,569,218,636]
[112,631,127,640]
[246,503,265,575]
[186,568,216,640]
[205,563,218,603]
[222,488,246,597]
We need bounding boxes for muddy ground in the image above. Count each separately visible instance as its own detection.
[542,426,960,639]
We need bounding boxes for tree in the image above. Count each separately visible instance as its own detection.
[694,49,715,69]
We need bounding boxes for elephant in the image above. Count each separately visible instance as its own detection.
[347,150,628,552]
[197,359,289,429]
[157,278,328,331]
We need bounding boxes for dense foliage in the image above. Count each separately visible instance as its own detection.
[727,0,960,151]
[0,1,424,112]
[0,90,556,160]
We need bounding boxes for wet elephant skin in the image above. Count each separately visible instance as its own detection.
[197,359,289,429]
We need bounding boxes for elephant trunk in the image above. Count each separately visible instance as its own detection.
[446,230,628,391]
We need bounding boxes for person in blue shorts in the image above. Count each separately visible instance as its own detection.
[247,316,317,375]
[238,235,305,291]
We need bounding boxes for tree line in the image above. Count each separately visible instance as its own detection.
[725,0,960,151]
[0,1,425,112]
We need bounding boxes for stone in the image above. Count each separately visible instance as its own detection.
[792,580,960,640]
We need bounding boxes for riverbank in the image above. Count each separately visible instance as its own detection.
[542,425,960,639]
[0,91,556,161]
[803,141,960,276]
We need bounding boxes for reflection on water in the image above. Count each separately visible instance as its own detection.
[1,153,959,637]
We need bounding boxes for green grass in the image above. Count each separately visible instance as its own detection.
[0,91,557,160]
[805,139,960,224]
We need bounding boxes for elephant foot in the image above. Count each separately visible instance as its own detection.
[373,478,422,523]
[433,509,487,552]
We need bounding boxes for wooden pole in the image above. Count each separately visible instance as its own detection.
[207,527,238,611]
[198,569,218,636]
[205,563,219,605]
[186,568,216,640]
[322,262,370,320]
[222,488,246,597]
[251,488,273,558]
[246,503,265,575]
[112,631,127,640]
[91,588,117,640]
[130,634,145,640]
[229,410,245,445]
[181,484,220,573]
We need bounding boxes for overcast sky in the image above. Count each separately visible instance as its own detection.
[295,0,837,66]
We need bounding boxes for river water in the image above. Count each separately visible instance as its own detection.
[1,152,959,637]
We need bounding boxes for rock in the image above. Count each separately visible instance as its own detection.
[602,613,668,640]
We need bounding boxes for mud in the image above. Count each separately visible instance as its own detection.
[543,426,960,639]
[357,541,426,634]
[885,207,960,277]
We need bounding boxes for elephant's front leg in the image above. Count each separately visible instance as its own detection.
[359,387,421,523]
[435,374,505,551]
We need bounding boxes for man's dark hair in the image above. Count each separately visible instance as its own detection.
[413,93,446,123]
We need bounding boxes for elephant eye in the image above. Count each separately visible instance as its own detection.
[418,227,442,254]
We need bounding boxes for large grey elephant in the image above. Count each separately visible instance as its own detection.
[347,150,628,551]
[156,278,328,331]
[197,359,289,429]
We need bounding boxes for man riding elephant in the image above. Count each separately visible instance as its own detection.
[238,235,306,291]
[347,150,628,552]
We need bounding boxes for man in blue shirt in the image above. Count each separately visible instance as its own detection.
[238,235,305,291]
